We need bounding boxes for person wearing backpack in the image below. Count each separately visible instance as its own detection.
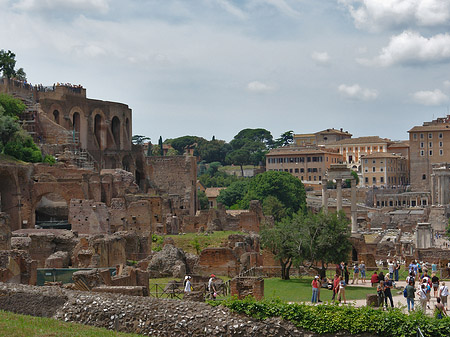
[435,297,447,319]
[405,280,415,312]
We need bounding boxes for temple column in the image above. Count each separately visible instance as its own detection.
[322,178,328,214]
[351,179,357,233]
[336,178,342,212]
[431,174,435,206]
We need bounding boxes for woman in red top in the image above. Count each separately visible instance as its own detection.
[311,276,319,303]
[371,271,379,287]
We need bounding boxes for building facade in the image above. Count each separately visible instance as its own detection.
[360,152,409,188]
[293,128,352,147]
[408,116,450,191]
[266,147,343,189]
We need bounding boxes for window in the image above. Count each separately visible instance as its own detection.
[284,169,288,172]
[429,150,433,156]
[309,176,311,180]
[429,142,433,147]
[295,168,299,173]
[380,167,383,172]
[372,160,376,164]
[420,142,424,148]
[372,177,376,183]
[289,169,293,173]
[381,177,384,183]
[319,176,321,181]
[365,177,369,183]
[428,133,433,139]
[301,176,303,180]
[439,133,443,139]
[420,150,424,156]
[365,168,368,172]
[372,167,376,172]
[300,168,305,173]
[364,159,368,164]
[420,133,424,139]
[440,149,444,156]
[314,176,317,181]
[413,133,417,140]
[440,141,443,147]
[422,174,426,180]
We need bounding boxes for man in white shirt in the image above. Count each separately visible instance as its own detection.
[439,281,449,309]
[388,260,394,280]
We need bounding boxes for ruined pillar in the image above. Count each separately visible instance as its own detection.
[438,175,444,205]
[431,174,436,206]
[336,179,342,212]
[321,178,328,214]
[351,179,357,233]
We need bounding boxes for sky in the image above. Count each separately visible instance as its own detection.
[1,0,450,143]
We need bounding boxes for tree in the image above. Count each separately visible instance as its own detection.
[158,136,163,156]
[198,190,209,210]
[262,196,287,222]
[0,93,26,117]
[274,130,294,147]
[0,50,16,79]
[228,128,274,167]
[260,219,300,280]
[166,135,202,155]
[146,142,153,156]
[14,68,26,81]
[216,179,250,208]
[242,171,306,217]
[196,139,231,164]
[225,149,249,176]
[344,170,360,188]
[0,106,20,145]
[293,211,351,279]
[4,130,42,162]
[131,135,150,145]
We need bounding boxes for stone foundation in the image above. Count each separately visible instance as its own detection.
[230,277,264,300]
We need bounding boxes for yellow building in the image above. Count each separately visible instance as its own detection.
[361,152,409,188]
[266,147,343,190]
[293,128,352,147]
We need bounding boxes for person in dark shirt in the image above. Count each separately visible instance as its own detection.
[384,275,394,308]
[432,273,440,298]
[378,271,385,283]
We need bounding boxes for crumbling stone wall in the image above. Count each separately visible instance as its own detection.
[0,282,366,337]
[0,249,37,285]
[230,277,264,300]
[0,212,11,250]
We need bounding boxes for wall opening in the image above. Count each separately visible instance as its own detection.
[94,114,103,148]
[53,110,60,124]
[34,193,70,230]
[111,116,121,148]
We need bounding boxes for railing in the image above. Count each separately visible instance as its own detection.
[148,281,231,300]
[239,266,263,278]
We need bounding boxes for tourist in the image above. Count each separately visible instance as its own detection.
[432,262,437,274]
[337,276,346,304]
[351,263,359,284]
[432,273,440,298]
[435,297,447,319]
[208,274,217,300]
[406,280,415,312]
[384,275,394,308]
[406,271,415,286]
[378,270,385,283]
[311,276,319,303]
[332,274,340,301]
[377,281,385,309]
[184,276,192,293]
[394,259,399,282]
[417,261,422,274]
[359,260,366,284]
[418,283,428,313]
[388,260,394,280]
[371,271,379,287]
[439,281,449,310]
[344,262,349,285]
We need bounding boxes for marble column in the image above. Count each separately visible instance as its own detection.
[431,174,435,206]
[321,178,328,213]
[336,178,342,212]
[351,179,357,233]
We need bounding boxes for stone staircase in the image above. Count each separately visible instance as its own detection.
[11,92,98,171]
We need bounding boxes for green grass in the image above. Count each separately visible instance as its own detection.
[264,277,374,302]
[165,231,244,254]
[0,310,140,337]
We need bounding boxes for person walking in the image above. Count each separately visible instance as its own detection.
[432,273,440,298]
[359,260,366,284]
[184,276,192,293]
[337,276,346,304]
[351,263,359,284]
[311,276,319,303]
[439,281,449,310]
[406,280,415,312]
[208,274,217,300]
[384,275,394,308]
[418,284,428,313]
[332,274,340,301]
[388,260,394,280]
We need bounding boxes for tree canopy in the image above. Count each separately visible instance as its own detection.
[0,50,16,79]
[260,210,351,280]
[131,135,150,145]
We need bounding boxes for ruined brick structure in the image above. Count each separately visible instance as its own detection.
[230,276,264,300]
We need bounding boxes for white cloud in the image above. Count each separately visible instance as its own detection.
[338,84,378,101]
[13,0,110,14]
[339,0,450,31]
[412,89,449,106]
[247,81,277,93]
[311,51,330,66]
[214,0,247,19]
[359,31,450,66]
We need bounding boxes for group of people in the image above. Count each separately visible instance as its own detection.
[183,274,217,300]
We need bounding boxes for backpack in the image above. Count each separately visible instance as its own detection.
[403,287,408,298]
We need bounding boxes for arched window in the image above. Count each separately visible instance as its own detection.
[111,116,121,148]
[53,110,60,124]
[94,114,103,148]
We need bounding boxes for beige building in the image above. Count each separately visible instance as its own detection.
[361,152,409,188]
[266,147,343,190]
[408,116,450,191]
[293,128,352,147]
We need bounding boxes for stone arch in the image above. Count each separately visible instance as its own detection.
[53,110,60,124]
[34,192,69,229]
[92,109,107,150]
[69,106,87,148]
[111,116,121,149]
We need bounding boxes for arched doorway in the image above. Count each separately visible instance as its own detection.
[0,170,20,230]
[53,110,60,124]
[111,116,121,148]
[34,193,70,229]
[94,114,103,149]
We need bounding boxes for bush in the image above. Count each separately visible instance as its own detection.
[212,297,450,337]
[43,154,56,165]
